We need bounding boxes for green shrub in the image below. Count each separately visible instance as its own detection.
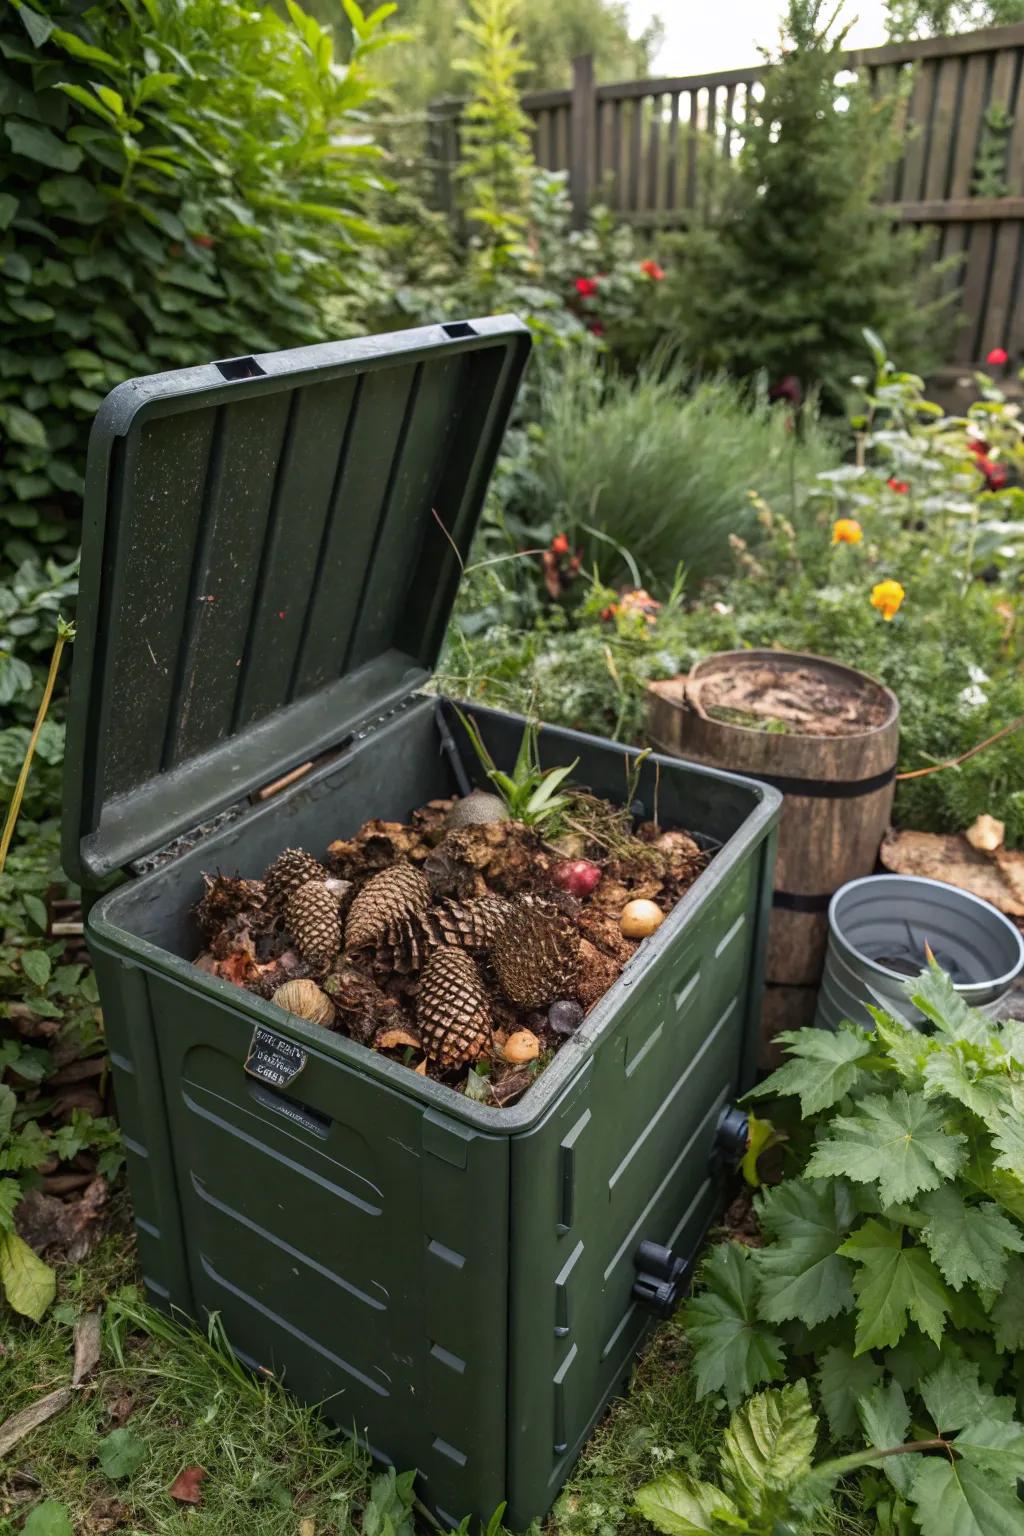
[664,0,950,407]
[502,355,837,588]
[673,965,1024,1533]
[0,0,395,565]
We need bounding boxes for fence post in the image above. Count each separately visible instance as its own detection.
[427,97,459,215]
[569,54,596,228]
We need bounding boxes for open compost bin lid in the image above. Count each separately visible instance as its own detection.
[64,317,531,886]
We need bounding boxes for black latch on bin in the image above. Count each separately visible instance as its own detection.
[710,1104,749,1172]
[632,1240,689,1318]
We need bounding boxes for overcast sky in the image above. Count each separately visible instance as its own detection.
[627,1,891,73]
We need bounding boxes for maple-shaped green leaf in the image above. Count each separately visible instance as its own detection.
[804,1090,966,1207]
[921,1049,1013,1122]
[837,1220,952,1352]
[910,1418,1024,1536]
[919,1184,1024,1292]
[919,1357,1016,1436]
[682,1242,786,1408]
[884,1327,943,1390]
[817,1344,883,1441]
[754,1179,856,1325]
[868,1006,931,1084]
[989,1104,1024,1182]
[992,1255,1024,1353]
[745,1026,873,1116]
[719,1380,817,1505]
[908,964,991,1045]
[857,1378,918,1496]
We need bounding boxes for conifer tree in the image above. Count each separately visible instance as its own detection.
[671,0,949,408]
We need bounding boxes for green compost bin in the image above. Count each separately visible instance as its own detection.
[63,316,781,1530]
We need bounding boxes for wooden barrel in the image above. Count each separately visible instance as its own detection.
[647,650,900,1057]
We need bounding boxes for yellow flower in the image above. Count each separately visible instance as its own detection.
[832,518,863,546]
[871,579,905,622]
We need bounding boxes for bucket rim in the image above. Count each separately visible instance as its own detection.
[827,872,1024,993]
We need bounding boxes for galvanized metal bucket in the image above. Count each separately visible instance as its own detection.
[815,873,1024,1031]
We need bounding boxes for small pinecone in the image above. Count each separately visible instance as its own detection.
[344,862,431,952]
[194,874,266,939]
[417,947,492,1070]
[285,879,342,973]
[419,895,513,954]
[264,848,328,912]
[491,901,580,1010]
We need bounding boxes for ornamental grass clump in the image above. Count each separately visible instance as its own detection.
[511,354,837,589]
[671,963,1024,1535]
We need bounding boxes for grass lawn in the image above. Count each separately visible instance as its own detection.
[1,1198,874,1536]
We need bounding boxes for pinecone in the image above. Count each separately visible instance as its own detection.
[417,947,492,1070]
[344,862,431,952]
[491,900,580,1009]
[285,879,342,973]
[264,848,328,912]
[194,874,266,939]
[419,895,513,954]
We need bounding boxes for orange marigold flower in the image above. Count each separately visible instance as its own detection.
[639,259,665,280]
[832,518,863,546]
[550,532,570,555]
[871,579,905,622]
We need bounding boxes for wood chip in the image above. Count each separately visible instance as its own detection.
[966,813,1005,852]
[0,1388,73,1458]
[72,1310,102,1386]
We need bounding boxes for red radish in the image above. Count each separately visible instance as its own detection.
[551,859,601,899]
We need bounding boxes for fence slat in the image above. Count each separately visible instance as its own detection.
[924,57,961,199]
[948,52,991,197]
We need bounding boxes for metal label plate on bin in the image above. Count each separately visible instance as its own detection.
[245,1026,308,1089]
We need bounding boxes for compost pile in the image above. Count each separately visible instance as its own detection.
[193,792,711,1107]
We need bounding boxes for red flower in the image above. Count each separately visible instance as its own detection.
[976,454,1007,491]
[193,233,215,250]
[574,276,599,298]
[887,477,910,494]
[588,321,604,337]
[550,533,570,555]
[770,375,802,407]
[967,437,989,456]
[987,346,1009,366]
[639,259,665,280]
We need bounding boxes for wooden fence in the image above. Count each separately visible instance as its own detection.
[429,23,1024,393]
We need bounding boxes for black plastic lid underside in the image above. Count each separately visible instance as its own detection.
[64,317,531,883]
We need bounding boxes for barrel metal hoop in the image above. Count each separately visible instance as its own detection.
[753,764,897,799]
[772,889,833,913]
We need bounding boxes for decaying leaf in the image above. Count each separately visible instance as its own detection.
[16,1177,108,1264]
[0,1387,72,1458]
[374,1026,422,1052]
[72,1309,103,1385]
[168,1465,207,1504]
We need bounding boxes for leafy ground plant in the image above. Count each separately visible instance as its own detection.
[680,963,1024,1535]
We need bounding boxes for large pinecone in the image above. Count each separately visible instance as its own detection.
[195,874,266,939]
[491,900,580,1009]
[417,947,492,1070]
[264,848,328,912]
[286,879,342,973]
[419,895,513,954]
[344,862,431,953]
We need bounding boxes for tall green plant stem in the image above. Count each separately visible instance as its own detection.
[0,619,75,879]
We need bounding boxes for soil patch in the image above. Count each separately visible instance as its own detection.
[693,660,891,737]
